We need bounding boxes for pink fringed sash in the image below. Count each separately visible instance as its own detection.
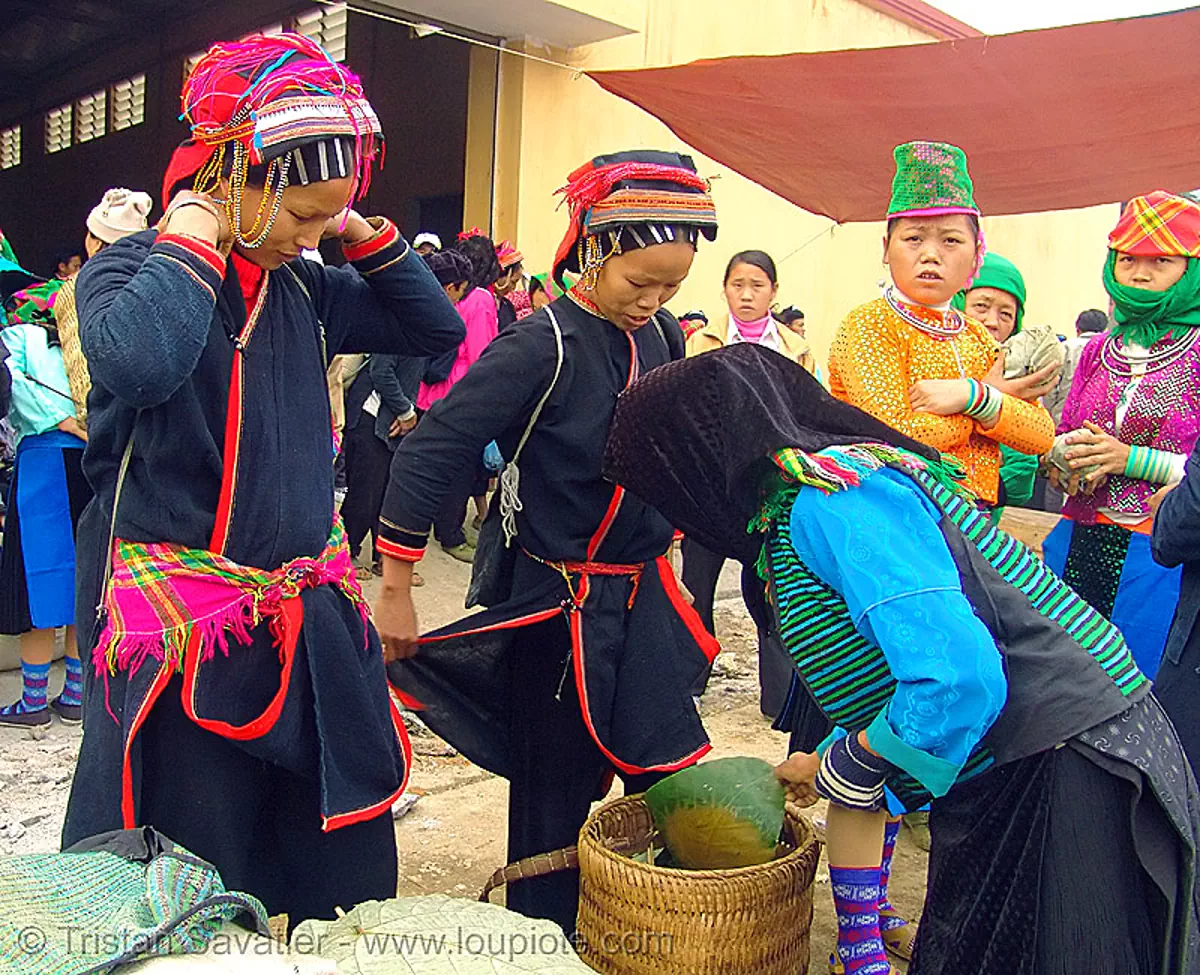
[94,516,369,678]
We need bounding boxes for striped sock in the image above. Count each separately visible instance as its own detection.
[878,818,907,933]
[830,865,891,974]
[60,656,83,707]
[1,661,51,716]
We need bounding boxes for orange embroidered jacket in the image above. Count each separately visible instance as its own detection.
[828,297,1054,503]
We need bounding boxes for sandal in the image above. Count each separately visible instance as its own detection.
[880,908,918,961]
[411,570,425,588]
[355,565,373,581]
[827,953,900,975]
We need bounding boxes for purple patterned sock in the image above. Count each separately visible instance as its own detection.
[0,660,50,715]
[878,817,907,932]
[60,656,83,707]
[830,865,891,974]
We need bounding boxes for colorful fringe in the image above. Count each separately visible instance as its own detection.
[93,517,369,678]
[751,442,972,579]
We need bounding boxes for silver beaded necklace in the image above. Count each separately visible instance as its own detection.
[884,286,967,340]
[1100,328,1200,378]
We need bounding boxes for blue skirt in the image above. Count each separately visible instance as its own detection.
[1043,518,1180,680]
[0,431,89,633]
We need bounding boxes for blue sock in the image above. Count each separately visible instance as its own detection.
[1,660,51,715]
[60,656,83,707]
[829,865,890,974]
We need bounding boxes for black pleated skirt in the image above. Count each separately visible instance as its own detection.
[913,742,1175,975]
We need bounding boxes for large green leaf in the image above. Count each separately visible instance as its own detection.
[291,895,594,973]
[643,756,785,869]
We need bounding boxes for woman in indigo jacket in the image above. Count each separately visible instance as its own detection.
[61,34,464,924]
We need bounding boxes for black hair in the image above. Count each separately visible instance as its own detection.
[777,306,804,325]
[886,214,980,242]
[454,233,503,292]
[1076,309,1109,334]
[529,276,547,296]
[54,246,83,269]
[723,250,777,286]
[423,249,472,288]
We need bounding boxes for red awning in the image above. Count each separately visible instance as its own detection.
[589,7,1200,222]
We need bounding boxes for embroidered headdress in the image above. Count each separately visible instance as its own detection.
[495,240,524,270]
[161,32,383,249]
[553,150,718,289]
[888,141,979,219]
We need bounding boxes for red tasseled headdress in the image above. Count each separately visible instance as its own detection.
[552,155,717,287]
[161,32,382,209]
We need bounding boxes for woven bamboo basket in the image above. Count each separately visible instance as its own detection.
[575,795,821,974]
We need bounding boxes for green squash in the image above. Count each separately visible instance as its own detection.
[643,756,786,869]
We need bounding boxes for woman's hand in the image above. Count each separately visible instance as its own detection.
[775,751,821,811]
[324,208,374,245]
[389,413,417,438]
[1065,421,1131,487]
[909,379,970,416]
[159,191,232,257]
[57,416,87,442]
[991,361,1060,402]
[1149,483,1176,519]
[375,556,420,662]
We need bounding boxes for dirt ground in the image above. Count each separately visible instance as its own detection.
[0,510,1071,969]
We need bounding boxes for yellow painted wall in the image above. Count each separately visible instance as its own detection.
[485,0,1114,367]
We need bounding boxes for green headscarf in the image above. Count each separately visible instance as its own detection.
[1102,251,1200,348]
[952,252,1026,333]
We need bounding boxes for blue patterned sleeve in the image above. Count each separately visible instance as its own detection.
[789,468,1007,796]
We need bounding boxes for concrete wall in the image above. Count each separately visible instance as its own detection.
[487,0,1114,364]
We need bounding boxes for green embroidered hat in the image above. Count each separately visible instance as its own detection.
[887,141,980,219]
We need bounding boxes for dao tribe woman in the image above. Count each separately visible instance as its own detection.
[376,151,721,932]
[681,249,818,714]
[494,239,532,327]
[61,34,465,923]
[829,141,1056,505]
[1044,191,1200,680]
[605,343,1199,975]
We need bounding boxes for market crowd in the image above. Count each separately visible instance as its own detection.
[1,29,1198,975]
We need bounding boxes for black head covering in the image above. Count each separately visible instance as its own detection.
[423,248,473,287]
[602,344,939,564]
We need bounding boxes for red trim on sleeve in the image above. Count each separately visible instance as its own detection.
[378,537,425,563]
[343,218,400,262]
[156,232,226,278]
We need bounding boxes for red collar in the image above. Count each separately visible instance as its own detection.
[231,251,266,310]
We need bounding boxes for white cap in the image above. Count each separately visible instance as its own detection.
[413,233,442,250]
[87,188,153,244]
